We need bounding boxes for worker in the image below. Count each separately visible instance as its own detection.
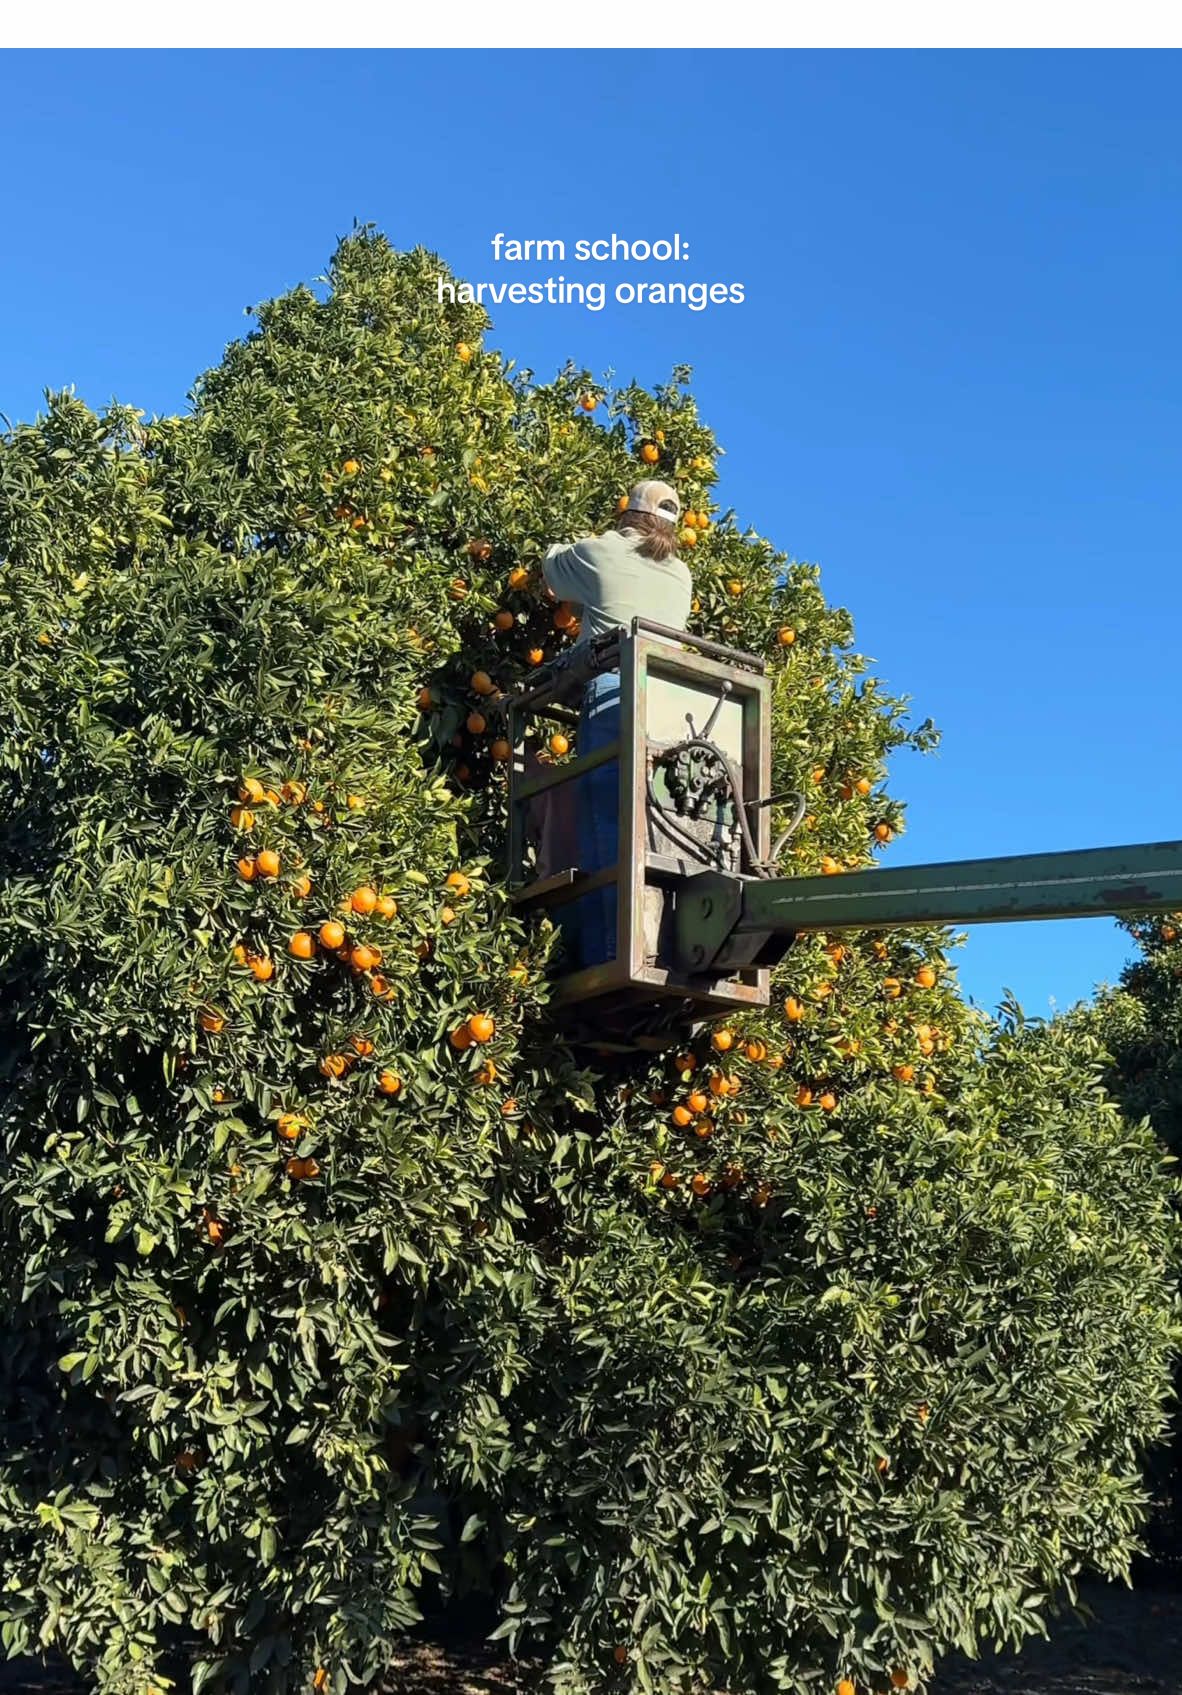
[542,480,692,967]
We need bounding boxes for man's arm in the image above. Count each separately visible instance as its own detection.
[542,540,596,610]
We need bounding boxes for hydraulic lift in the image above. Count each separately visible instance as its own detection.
[505,620,1182,1047]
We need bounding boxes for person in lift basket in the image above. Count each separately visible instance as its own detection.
[542,480,692,969]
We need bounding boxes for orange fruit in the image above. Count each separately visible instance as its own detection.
[819,1091,837,1112]
[672,1051,696,1072]
[440,905,457,925]
[319,920,346,950]
[883,977,902,999]
[826,943,846,965]
[468,1013,495,1044]
[837,1682,856,1695]
[313,1669,329,1693]
[892,1064,915,1083]
[579,394,597,412]
[206,1217,225,1245]
[659,1171,679,1190]
[446,872,471,898]
[369,974,394,999]
[230,806,255,830]
[491,738,511,761]
[289,931,316,959]
[349,1035,375,1057]
[466,710,487,735]
[236,856,257,882]
[493,610,515,632]
[613,1647,629,1665]
[456,342,472,362]
[784,996,805,1023]
[549,732,569,757]
[282,780,306,804]
[319,1054,349,1078]
[639,441,660,464]
[711,1028,734,1052]
[350,944,380,973]
[821,857,841,875]
[693,1116,713,1138]
[727,579,744,597]
[286,1155,320,1180]
[526,647,545,666]
[744,1039,768,1062]
[377,1071,402,1096]
[776,627,796,646]
[450,1022,473,1051]
[350,886,378,915]
[239,777,266,803]
[796,1085,813,1107]
[874,822,894,843]
[417,687,433,712]
[679,526,698,548]
[552,602,575,630]
[890,1675,909,1691]
[341,458,359,476]
[468,536,493,563]
[292,873,313,899]
[617,494,629,512]
[470,670,495,695]
[690,1173,711,1197]
[671,1105,693,1128]
[199,1008,226,1034]
[915,965,937,989]
[277,1113,305,1141]
[687,1091,708,1115]
[508,566,531,589]
[475,1059,498,1086]
[256,849,280,879]
[855,777,872,796]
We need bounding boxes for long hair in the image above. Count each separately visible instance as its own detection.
[614,508,679,563]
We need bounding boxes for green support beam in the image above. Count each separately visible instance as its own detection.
[675,840,1182,976]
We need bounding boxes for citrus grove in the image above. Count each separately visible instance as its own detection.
[0,230,1178,1695]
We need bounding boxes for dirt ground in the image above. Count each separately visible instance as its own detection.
[2,1578,1181,1694]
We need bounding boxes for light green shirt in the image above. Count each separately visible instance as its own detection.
[542,528,692,648]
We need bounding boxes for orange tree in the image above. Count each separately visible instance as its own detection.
[1059,917,1182,1565]
[0,230,1178,1695]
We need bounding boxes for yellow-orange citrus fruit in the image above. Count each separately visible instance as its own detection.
[445,871,471,898]
[199,1008,226,1034]
[640,441,660,464]
[711,1028,734,1052]
[549,732,569,757]
[319,920,346,950]
[256,849,280,879]
[915,965,937,989]
[377,1071,402,1096]
[468,1013,495,1044]
[237,856,257,882]
[289,931,316,959]
[784,996,805,1022]
[350,886,378,915]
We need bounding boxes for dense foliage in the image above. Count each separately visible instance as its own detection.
[0,232,1178,1695]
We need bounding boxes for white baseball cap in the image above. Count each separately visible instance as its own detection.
[625,480,681,528]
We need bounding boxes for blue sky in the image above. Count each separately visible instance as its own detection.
[2,49,1178,1018]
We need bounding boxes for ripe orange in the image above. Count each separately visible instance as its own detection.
[553,602,575,630]
[826,943,846,965]
[476,1059,498,1086]
[491,738,511,761]
[687,1091,708,1114]
[320,1053,349,1078]
[313,1669,330,1693]
[369,974,394,999]
[693,1116,713,1138]
[440,905,457,925]
[784,996,805,1023]
[239,777,266,803]
[549,732,569,757]
[821,857,841,875]
[450,1022,473,1051]
[508,566,531,590]
[417,687,433,712]
[874,822,894,843]
[727,579,744,597]
[744,1039,768,1062]
[776,627,796,646]
[613,1647,629,1665]
[350,885,378,915]
[915,965,937,989]
[837,1681,855,1695]
[767,1052,784,1069]
[237,856,257,882]
[289,931,316,959]
[691,1173,711,1197]
[671,1105,693,1128]
[286,1155,320,1180]
[468,1013,495,1044]
[678,527,698,548]
[883,977,902,999]
[292,872,313,899]
[199,1008,226,1034]
[375,894,397,920]
[206,1216,225,1245]
[890,1674,909,1691]
[468,536,493,563]
[892,1064,915,1083]
[526,647,545,666]
[377,1071,402,1096]
[319,920,346,950]
[351,944,380,973]
[256,849,280,879]
[493,610,515,632]
[282,780,307,804]
[456,341,472,362]
[341,458,359,476]
[445,871,471,898]
[230,806,254,830]
[819,1091,837,1112]
[639,441,660,464]
[277,1113,305,1141]
[711,1028,734,1052]
[470,670,495,695]
[855,777,872,796]
[579,394,597,412]
[796,1085,813,1107]
[349,1035,375,1057]
[466,711,487,735]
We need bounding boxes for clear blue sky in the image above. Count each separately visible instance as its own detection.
[2,50,1178,1018]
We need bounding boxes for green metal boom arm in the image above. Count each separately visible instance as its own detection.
[674,840,1182,976]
